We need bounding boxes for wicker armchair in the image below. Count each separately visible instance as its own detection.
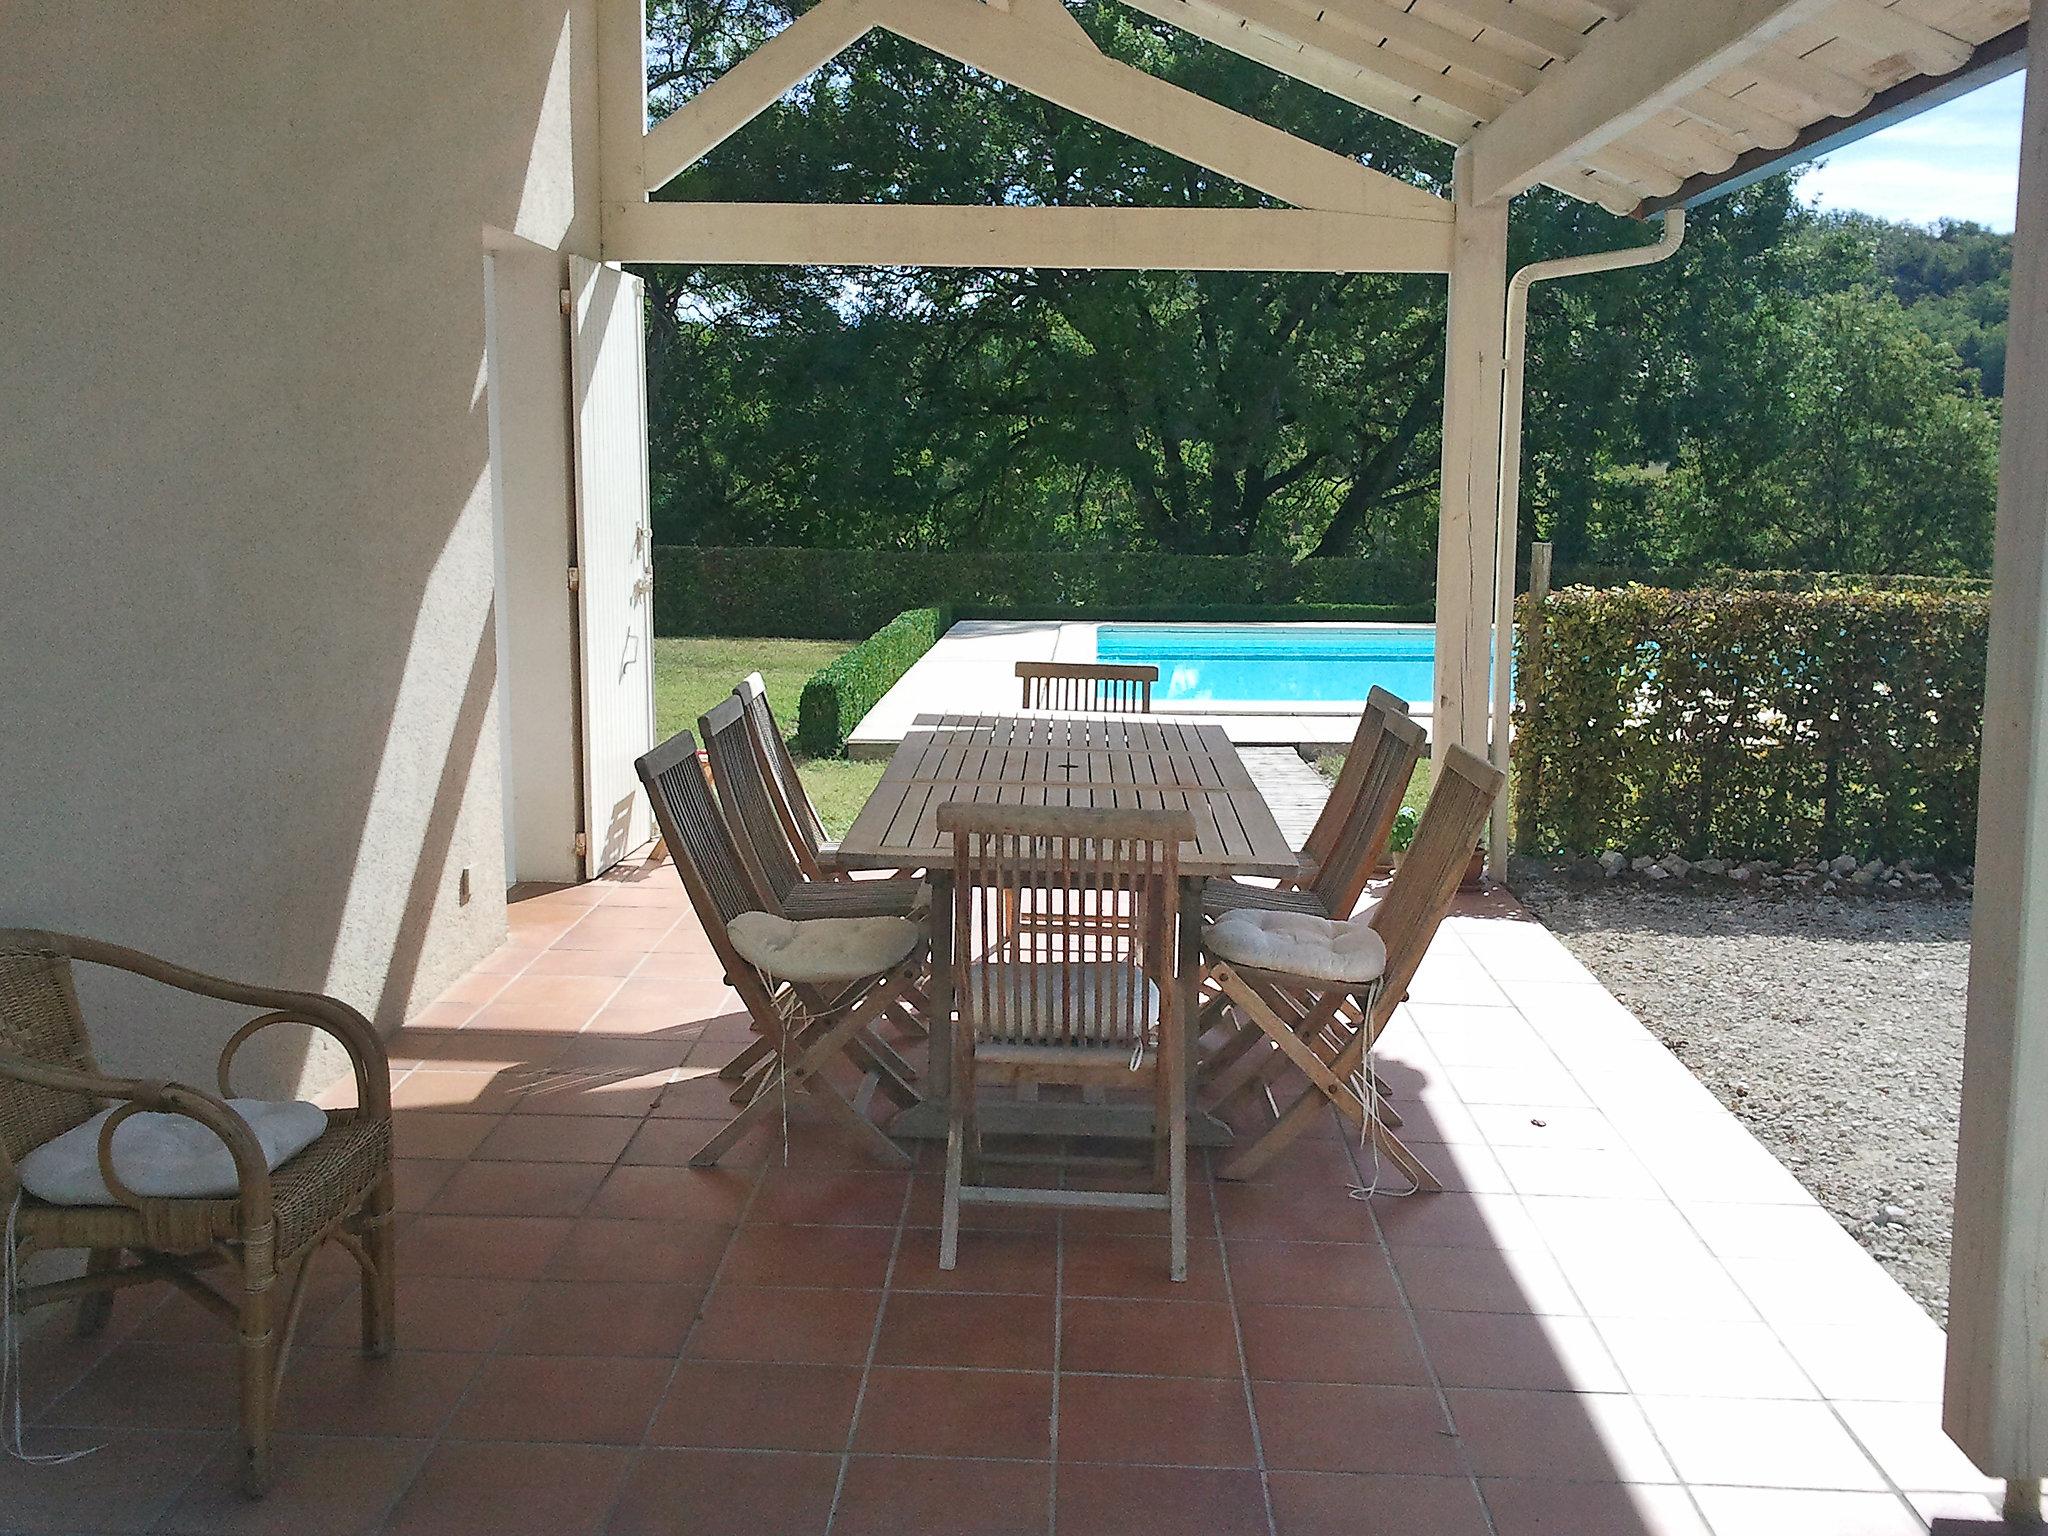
[0,929,395,1496]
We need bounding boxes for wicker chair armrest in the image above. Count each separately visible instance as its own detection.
[0,929,390,1119]
[0,1050,277,1231]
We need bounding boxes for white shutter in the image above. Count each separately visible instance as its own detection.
[568,256,657,879]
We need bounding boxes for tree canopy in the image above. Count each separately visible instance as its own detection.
[638,0,2005,578]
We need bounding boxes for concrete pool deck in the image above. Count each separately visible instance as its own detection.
[845,619,1424,758]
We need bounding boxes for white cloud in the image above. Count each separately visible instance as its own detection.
[1796,71,2026,230]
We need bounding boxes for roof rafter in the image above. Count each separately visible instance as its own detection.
[1460,0,1837,201]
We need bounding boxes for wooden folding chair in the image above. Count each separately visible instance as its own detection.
[936,804,1193,1281]
[1202,745,1506,1185]
[701,695,923,922]
[733,673,845,882]
[1291,686,1410,890]
[634,730,924,1168]
[1015,660,1157,713]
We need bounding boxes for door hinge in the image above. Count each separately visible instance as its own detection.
[573,832,589,859]
[567,566,581,592]
[559,287,573,316]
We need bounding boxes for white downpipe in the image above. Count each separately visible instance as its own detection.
[1486,209,1686,880]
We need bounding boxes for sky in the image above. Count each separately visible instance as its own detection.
[1795,70,2026,230]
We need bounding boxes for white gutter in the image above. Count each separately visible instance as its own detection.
[1487,209,1686,880]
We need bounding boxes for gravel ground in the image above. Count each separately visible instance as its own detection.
[1514,864,1970,1323]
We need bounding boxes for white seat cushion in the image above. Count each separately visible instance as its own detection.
[17,1099,328,1206]
[727,910,922,985]
[1205,908,1388,985]
[961,961,1159,1045]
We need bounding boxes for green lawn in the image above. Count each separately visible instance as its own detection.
[653,636,885,836]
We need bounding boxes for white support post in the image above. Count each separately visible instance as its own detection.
[599,0,648,240]
[1431,155,1509,777]
[1945,29,2048,1499]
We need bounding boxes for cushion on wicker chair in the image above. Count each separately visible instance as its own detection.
[1205,908,1388,985]
[17,1098,327,1205]
[726,911,921,985]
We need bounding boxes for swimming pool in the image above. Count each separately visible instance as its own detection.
[1094,623,1439,707]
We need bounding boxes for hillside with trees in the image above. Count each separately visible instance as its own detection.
[638,0,2006,578]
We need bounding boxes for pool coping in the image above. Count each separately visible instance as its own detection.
[845,618,1433,758]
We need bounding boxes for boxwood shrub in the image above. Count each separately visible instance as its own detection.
[796,607,953,758]
[1512,584,1990,865]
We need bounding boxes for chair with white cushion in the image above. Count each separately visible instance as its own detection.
[635,730,925,1168]
[0,930,394,1495]
[1202,746,1505,1185]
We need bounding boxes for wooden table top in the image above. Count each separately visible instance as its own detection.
[836,713,1299,878]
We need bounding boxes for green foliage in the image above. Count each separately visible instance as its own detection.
[654,546,1432,637]
[1513,585,1989,866]
[1835,214,2011,395]
[796,607,952,757]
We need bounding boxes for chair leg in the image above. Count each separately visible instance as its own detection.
[718,1035,775,1084]
[73,1248,121,1337]
[237,1249,279,1497]
[1167,1061,1188,1284]
[939,1115,966,1272]
[358,1177,397,1358]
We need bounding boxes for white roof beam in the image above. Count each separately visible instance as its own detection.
[1460,0,1835,201]
[1414,0,1594,62]
[876,0,1453,218]
[643,0,879,192]
[1296,0,1547,92]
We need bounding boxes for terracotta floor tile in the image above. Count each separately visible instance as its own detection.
[1060,1230,1226,1301]
[311,1272,526,1352]
[1637,1396,1888,1491]
[591,1164,756,1224]
[1213,1180,1379,1243]
[498,1279,704,1356]
[447,1354,669,1444]
[831,1455,1050,1536]
[1416,1309,1625,1392]
[489,972,623,1012]
[874,1291,1055,1371]
[750,1169,913,1226]
[1371,1190,1540,1251]
[1595,1317,1818,1400]
[383,1441,630,1536]
[1833,1399,2002,1495]
[1446,1388,1674,1483]
[607,1447,838,1536]
[1056,1462,1268,1536]
[0,1426,221,1533]
[514,1065,671,1118]
[1057,1375,1256,1467]
[621,1116,747,1168]
[389,1067,527,1115]
[1254,1381,1463,1476]
[161,1433,428,1536]
[1774,1322,1948,1403]
[648,1360,864,1452]
[403,1214,574,1278]
[41,1341,239,1430]
[853,1367,1054,1459]
[544,1216,735,1285]
[1060,1296,1242,1378]
[392,1109,501,1160]
[1267,1471,1492,1536]
[464,999,602,1036]
[1689,1485,1925,1536]
[391,1026,571,1071]
[652,1068,761,1121]
[474,1113,641,1163]
[1482,1479,1711,1536]
[905,1174,1058,1232]
[1389,1241,1585,1316]
[276,1348,482,1437]
[720,1221,898,1289]
[685,1284,882,1365]
[1496,1144,1666,1200]
[392,1156,462,1212]
[891,1224,1060,1294]
[1226,1239,1404,1309]
[522,946,650,977]
[428,1158,608,1217]
[1239,1304,1429,1386]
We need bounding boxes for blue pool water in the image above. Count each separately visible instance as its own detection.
[1095,623,1438,706]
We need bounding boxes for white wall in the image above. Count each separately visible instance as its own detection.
[0,0,599,1094]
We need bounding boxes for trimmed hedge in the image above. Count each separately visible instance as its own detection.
[1512,584,1989,866]
[655,546,1434,639]
[1556,565,1989,596]
[796,607,952,757]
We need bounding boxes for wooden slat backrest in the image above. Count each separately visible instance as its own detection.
[1365,745,1505,1021]
[938,804,1189,1050]
[735,673,827,868]
[1301,687,1409,875]
[701,694,801,912]
[634,730,764,971]
[1309,709,1429,918]
[1015,661,1158,714]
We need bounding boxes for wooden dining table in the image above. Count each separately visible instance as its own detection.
[835,712,1298,1144]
